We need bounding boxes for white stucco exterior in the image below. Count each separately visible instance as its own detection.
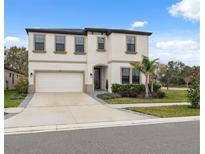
[27,28,151,93]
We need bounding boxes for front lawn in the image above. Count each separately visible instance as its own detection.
[104,90,187,104]
[126,105,200,118]
[4,90,24,108]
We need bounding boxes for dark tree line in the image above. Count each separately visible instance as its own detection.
[157,61,199,87]
[4,46,28,76]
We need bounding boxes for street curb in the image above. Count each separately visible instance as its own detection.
[109,102,190,108]
[4,107,24,114]
[5,116,199,135]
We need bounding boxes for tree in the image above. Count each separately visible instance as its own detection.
[187,70,200,108]
[157,64,168,87]
[181,65,192,87]
[4,46,28,76]
[157,61,197,87]
[130,55,159,98]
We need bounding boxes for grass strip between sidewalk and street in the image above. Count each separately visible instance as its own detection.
[126,105,200,118]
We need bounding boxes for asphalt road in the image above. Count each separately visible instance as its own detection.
[5,121,199,154]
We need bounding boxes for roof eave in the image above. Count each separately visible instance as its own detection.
[25,28,152,36]
[25,28,86,35]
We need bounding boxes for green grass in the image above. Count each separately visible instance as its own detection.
[105,90,187,104]
[4,90,24,108]
[126,105,200,118]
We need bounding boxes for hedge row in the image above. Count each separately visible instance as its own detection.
[111,83,161,94]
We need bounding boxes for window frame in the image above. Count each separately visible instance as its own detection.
[121,68,130,84]
[34,34,45,51]
[126,35,136,52]
[97,37,105,50]
[132,68,140,84]
[121,67,140,84]
[75,36,85,53]
[55,35,65,52]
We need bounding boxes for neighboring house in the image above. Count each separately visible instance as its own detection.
[4,66,24,90]
[26,27,152,93]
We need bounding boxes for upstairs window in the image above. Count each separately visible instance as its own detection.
[126,36,135,52]
[75,37,84,53]
[55,36,65,51]
[34,34,45,51]
[121,68,130,84]
[97,37,105,50]
[132,68,140,84]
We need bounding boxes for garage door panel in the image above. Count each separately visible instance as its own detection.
[36,72,83,92]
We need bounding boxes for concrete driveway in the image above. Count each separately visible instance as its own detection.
[5,93,151,128]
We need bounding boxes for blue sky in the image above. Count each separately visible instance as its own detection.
[4,0,199,66]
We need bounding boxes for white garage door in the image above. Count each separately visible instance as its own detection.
[35,72,83,92]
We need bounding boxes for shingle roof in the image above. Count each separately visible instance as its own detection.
[4,65,22,74]
[25,27,152,36]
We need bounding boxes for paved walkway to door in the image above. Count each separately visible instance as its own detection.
[5,93,153,128]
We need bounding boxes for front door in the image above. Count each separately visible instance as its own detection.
[94,68,101,89]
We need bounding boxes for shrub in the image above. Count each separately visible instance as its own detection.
[97,93,121,100]
[151,91,166,98]
[111,83,161,94]
[187,75,200,108]
[10,93,26,100]
[119,91,145,98]
[119,91,132,97]
[111,84,145,93]
[148,84,161,92]
[15,77,28,94]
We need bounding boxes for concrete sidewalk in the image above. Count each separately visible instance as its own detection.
[4,107,24,114]
[161,87,188,90]
[4,116,199,135]
[108,102,190,108]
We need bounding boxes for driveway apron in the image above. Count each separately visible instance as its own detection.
[5,93,151,128]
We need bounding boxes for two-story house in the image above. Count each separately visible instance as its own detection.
[26,28,152,93]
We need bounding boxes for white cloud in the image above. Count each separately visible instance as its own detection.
[168,0,200,21]
[4,36,27,48]
[5,36,20,42]
[131,21,148,28]
[150,39,199,66]
[156,40,198,51]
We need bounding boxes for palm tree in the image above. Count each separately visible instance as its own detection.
[130,55,159,98]
[149,64,159,93]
